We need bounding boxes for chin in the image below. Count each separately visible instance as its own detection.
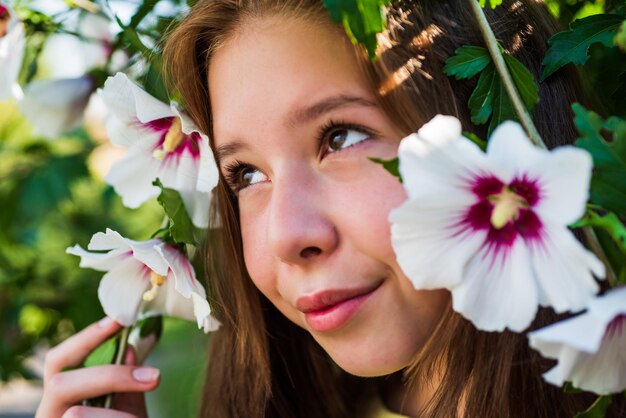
[325,343,417,378]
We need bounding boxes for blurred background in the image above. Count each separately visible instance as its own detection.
[0,0,623,417]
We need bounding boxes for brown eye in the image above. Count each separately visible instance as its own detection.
[327,128,369,153]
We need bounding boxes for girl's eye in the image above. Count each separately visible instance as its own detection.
[319,122,374,155]
[223,161,267,192]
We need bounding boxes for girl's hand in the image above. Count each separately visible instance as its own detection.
[36,317,160,418]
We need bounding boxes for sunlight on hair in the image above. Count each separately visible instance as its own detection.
[379,56,431,96]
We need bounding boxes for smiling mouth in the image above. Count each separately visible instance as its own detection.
[296,280,383,332]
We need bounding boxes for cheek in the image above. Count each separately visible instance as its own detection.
[239,206,274,295]
[333,167,408,260]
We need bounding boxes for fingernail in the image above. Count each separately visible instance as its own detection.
[98,317,114,328]
[132,367,160,383]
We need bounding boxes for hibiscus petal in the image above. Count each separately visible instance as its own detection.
[452,240,539,332]
[398,129,491,201]
[66,244,127,272]
[142,271,196,322]
[528,313,606,355]
[390,199,486,290]
[101,72,172,128]
[157,244,204,298]
[88,228,131,251]
[192,292,221,333]
[526,146,592,226]
[128,240,169,276]
[195,135,219,194]
[98,259,149,326]
[179,189,210,229]
[486,122,545,180]
[529,225,602,313]
[104,146,162,208]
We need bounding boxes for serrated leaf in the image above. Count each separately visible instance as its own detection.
[478,0,503,9]
[444,46,492,80]
[573,104,626,216]
[541,14,624,81]
[504,53,539,112]
[574,395,613,418]
[153,178,198,245]
[369,156,401,182]
[323,0,390,59]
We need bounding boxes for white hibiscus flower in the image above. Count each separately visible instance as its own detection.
[67,228,220,333]
[528,287,626,395]
[100,72,218,228]
[390,115,604,332]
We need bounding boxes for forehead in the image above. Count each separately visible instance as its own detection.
[207,16,374,146]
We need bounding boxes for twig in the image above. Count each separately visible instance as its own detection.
[467,0,546,149]
[104,326,131,409]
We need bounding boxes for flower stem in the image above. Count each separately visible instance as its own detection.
[467,0,546,149]
[104,326,131,409]
[582,227,617,288]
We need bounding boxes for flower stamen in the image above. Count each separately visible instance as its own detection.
[152,118,184,161]
[142,271,167,302]
[489,187,528,229]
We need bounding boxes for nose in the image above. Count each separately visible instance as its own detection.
[266,170,338,265]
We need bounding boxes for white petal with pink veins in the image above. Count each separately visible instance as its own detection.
[527,146,593,226]
[157,244,203,298]
[391,200,486,290]
[196,135,219,193]
[98,259,150,326]
[529,288,626,394]
[88,228,132,251]
[529,224,602,313]
[453,239,538,332]
[105,147,162,208]
[144,271,197,323]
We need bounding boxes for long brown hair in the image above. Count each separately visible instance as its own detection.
[163,1,622,417]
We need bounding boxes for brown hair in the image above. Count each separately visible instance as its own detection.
[163,1,622,417]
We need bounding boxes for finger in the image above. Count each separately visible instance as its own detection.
[46,365,160,407]
[44,317,122,381]
[61,405,138,418]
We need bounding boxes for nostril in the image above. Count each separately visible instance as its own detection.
[300,246,322,259]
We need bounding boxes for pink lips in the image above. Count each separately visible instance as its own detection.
[296,281,382,333]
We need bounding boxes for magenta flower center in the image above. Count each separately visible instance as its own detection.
[0,6,9,38]
[461,175,543,251]
[146,117,201,161]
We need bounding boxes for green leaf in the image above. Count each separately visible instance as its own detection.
[574,395,613,418]
[478,0,503,9]
[129,0,159,29]
[444,46,492,80]
[323,0,391,59]
[463,52,536,134]
[468,63,496,125]
[369,156,401,182]
[84,336,117,367]
[153,179,199,245]
[462,131,487,151]
[541,14,624,81]
[504,54,539,113]
[137,316,163,340]
[573,104,626,216]
[616,20,626,51]
[574,205,626,256]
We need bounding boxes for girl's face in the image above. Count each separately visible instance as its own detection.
[209,17,449,377]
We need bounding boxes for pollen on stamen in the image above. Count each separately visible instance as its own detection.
[143,272,167,301]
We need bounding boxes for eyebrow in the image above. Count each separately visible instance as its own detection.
[214,94,377,162]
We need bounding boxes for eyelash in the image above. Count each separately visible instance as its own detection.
[222,121,376,193]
